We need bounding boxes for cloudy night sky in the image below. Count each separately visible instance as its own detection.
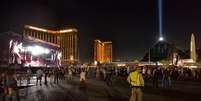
[1,0,201,62]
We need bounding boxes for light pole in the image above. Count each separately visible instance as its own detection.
[149,48,151,65]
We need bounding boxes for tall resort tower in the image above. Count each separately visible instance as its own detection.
[190,33,197,62]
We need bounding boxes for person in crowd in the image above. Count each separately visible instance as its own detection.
[68,68,73,80]
[153,67,162,88]
[105,68,112,86]
[127,66,144,101]
[61,68,65,80]
[58,69,63,80]
[36,69,43,86]
[178,68,184,80]
[54,68,59,84]
[162,68,171,88]
[191,69,196,80]
[63,68,67,80]
[44,69,49,85]
[147,68,152,81]
[102,68,106,80]
[26,68,32,85]
[58,69,61,80]
[80,69,86,88]
[0,73,6,101]
[115,67,118,76]
[127,66,130,76]
[96,68,100,79]
[48,69,54,83]
[7,73,20,101]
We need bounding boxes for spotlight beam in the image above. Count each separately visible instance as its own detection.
[159,0,163,37]
[158,0,164,41]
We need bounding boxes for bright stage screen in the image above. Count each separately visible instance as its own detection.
[9,40,61,67]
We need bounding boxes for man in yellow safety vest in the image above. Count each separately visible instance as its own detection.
[127,66,144,101]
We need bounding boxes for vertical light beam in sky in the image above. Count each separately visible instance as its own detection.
[158,0,164,41]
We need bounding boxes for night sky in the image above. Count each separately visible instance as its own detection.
[1,0,201,62]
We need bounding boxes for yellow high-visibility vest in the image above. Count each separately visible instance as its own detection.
[127,71,144,87]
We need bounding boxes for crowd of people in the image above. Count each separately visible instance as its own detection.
[0,65,128,101]
[96,65,201,87]
[33,67,76,86]
[0,67,76,101]
[142,66,201,88]
[0,64,201,101]
[126,65,201,101]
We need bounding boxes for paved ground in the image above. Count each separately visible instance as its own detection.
[15,77,201,101]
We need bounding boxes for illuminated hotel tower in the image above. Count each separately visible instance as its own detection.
[190,33,197,62]
[94,40,104,63]
[103,41,112,62]
[23,25,78,64]
[94,40,112,63]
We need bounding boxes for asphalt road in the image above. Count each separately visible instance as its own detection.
[15,77,201,101]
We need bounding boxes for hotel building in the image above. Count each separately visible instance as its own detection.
[94,40,112,63]
[23,25,78,64]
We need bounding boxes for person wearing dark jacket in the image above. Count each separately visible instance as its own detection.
[44,69,49,85]
[153,67,163,88]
